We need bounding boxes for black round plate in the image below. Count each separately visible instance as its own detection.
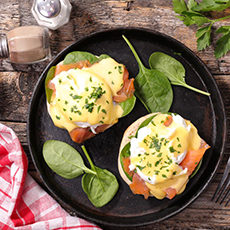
[27,28,226,228]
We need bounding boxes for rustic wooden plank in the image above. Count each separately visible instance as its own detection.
[0,71,40,121]
[0,0,230,75]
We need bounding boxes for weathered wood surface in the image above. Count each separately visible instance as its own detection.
[1,0,230,229]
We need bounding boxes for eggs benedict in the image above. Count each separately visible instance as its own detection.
[118,113,210,200]
[45,52,135,143]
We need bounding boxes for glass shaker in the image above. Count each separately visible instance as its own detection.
[0,26,51,64]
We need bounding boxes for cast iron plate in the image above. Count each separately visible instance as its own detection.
[27,28,226,228]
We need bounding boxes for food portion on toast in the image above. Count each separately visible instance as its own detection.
[45,52,136,143]
[118,112,210,200]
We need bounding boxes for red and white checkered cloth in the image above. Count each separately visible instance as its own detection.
[0,123,102,230]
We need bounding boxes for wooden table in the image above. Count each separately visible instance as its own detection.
[1,0,230,229]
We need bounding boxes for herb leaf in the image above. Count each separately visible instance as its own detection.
[81,146,119,207]
[120,142,132,181]
[43,141,119,207]
[119,95,136,117]
[215,26,230,59]
[45,66,56,104]
[196,25,212,51]
[173,0,188,14]
[82,167,118,207]
[122,35,173,113]
[63,51,109,65]
[191,0,230,12]
[43,140,94,179]
[149,52,210,96]
[173,0,230,58]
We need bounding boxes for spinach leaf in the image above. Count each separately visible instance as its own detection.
[63,51,109,65]
[122,35,173,113]
[82,167,119,207]
[136,114,158,136]
[190,158,203,179]
[149,52,210,96]
[81,146,119,207]
[45,66,56,104]
[120,142,132,181]
[119,95,136,117]
[43,141,119,207]
[43,140,95,179]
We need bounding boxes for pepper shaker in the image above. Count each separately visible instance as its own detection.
[31,0,72,30]
[0,26,51,64]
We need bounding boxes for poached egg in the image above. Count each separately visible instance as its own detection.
[47,57,126,133]
[128,113,202,199]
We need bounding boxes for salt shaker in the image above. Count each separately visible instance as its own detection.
[31,0,72,30]
[0,26,51,64]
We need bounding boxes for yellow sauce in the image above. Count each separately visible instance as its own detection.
[48,57,125,132]
[129,113,201,198]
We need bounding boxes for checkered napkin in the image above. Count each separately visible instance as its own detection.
[0,123,102,230]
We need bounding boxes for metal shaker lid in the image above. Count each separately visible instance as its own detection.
[37,0,61,18]
[31,0,72,30]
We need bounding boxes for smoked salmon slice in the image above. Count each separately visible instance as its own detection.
[180,140,210,175]
[69,124,109,143]
[164,187,177,199]
[113,67,135,103]
[122,157,134,178]
[54,60,91,76]
[129,173,150,199]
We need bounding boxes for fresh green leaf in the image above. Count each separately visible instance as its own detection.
[63,51,109,65]
[190,158,203,178]
[119,95,136,117]
[149,52,210,96]
[43,142,119,207]
[173,0,230,58]
[187,0,198,10]
[43,140,94,179]
[180,11,208,26]
[81,146,119,207]
[122,35,173,113]
[192,15,211,26]
[136,114,158,136]
[172,0,188,14]
[82,166,119,207]
[216,25,230,35]
[120,142,132,181]
[45,66,56,104]
[192,0,230,12]
[215,26,230,58]
[196,25,212,51]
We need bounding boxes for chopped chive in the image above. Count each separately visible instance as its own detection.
[101,109,107,114]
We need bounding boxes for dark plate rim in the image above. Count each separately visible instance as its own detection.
[27,27,227,227]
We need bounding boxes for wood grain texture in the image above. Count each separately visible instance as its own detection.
[1,0,230,229]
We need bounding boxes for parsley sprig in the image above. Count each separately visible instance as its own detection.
[172,0,230,58]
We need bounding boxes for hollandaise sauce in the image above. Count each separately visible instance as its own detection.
[47,58,125,133]
[124,113,209,200]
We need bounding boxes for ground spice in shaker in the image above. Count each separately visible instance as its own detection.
[0,26,50,64]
